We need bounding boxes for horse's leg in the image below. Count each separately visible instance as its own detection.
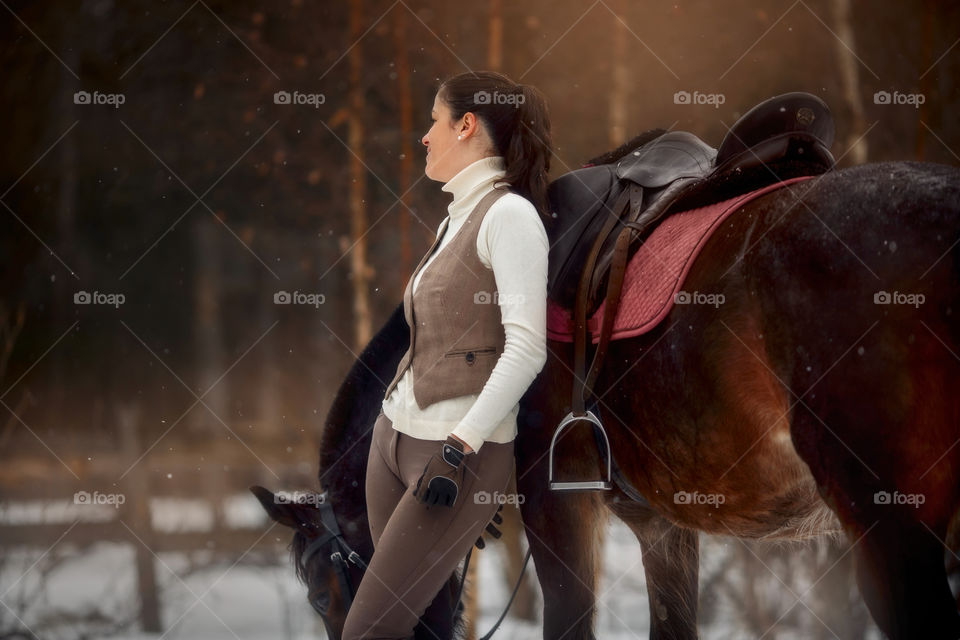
[786,388,960,639]
[613,502,700,640]
[415,578,455,640]
[517,474,606,640]
[517,346,606,640]
[787,366,960,639]
[851,518,959,640]
[499,495,538,621]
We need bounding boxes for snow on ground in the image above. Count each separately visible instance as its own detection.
[0,496,879,639]
[472,516,651,639]
[0,494,652,639]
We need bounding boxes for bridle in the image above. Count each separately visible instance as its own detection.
[298,490,531,639]
[299,491,367,613]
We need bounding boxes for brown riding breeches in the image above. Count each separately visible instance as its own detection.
[341,411,515,640]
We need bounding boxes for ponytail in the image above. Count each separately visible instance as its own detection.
[439,72,553,222]
[504,84,552,220]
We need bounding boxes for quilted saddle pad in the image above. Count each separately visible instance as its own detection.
[546,176,815,343]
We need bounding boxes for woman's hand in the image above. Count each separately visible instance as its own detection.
[413,436,468,507]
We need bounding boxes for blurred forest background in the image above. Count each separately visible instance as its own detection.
[1,0,958,638]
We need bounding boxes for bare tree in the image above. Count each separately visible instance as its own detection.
[348,0,373,350]
[915,0,935,160]
[393,5,415,278]
[488,0,503,72]
[0,302,27,449]
[193,216,228,437]
[830,0,869,164]
[608,0,629,148]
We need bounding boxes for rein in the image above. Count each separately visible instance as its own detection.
[300,491,529,638]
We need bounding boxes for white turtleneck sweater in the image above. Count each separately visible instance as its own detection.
[381,156,549,453]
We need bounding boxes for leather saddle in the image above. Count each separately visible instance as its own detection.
[545,92,836,493]
[546,91,836,313]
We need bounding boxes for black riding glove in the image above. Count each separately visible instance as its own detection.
[474,504,504,549]
[414,436,468,507]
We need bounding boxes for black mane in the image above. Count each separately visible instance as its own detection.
[317,302,409,486]
[582,127,667,167]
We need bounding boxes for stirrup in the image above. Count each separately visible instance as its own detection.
[548,410,612,491]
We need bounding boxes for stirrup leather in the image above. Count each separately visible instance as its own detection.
[548,410,612,491]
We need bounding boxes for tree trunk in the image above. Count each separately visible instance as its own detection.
[916,0,934,160]
[257,231,280,435]
[52,15,80,428]
[193,216,228,437]
[393,4,414,278]
[118,403,162,632]
[488,0,503,72]
[349,0,372,349]
[608,0,629,148]
[830,0,869,164]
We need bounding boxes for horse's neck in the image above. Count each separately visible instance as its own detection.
[318,414,373,507]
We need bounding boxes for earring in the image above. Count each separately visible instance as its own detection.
[457,135,463,140]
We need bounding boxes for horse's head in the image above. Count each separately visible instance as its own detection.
[250,484,369,638]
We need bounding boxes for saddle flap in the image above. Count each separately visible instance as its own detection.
[615,131,717,188]
[547,164,617,235]
[547,165,624,304]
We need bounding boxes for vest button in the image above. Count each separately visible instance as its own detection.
[465,351,476,365]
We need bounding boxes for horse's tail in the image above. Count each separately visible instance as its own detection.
[942,175,960,561]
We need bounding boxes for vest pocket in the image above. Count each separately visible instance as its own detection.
[443,347,497,365]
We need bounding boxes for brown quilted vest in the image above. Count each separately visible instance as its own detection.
[384,187,509,409]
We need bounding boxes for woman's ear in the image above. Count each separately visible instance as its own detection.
[458,111,481,140]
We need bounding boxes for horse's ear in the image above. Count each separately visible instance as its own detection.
[250,485,304,530]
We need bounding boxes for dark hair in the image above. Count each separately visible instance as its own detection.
[438,71,552,221]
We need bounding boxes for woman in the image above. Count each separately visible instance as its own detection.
[341,70,552,639]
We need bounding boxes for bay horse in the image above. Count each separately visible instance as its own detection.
[255,159,960,639]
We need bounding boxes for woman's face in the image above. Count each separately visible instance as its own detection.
[421,93,464,182]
